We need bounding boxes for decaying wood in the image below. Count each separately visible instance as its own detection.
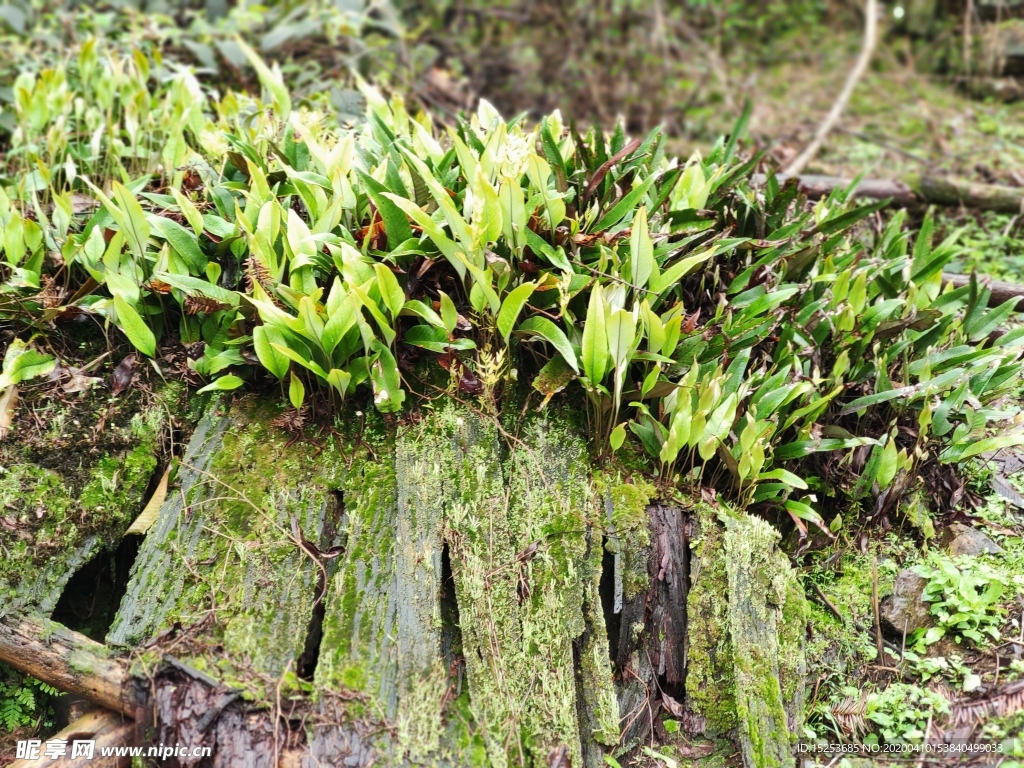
[2,401,811,768]
[754,172,1024,213]
[0,615,132,715]
[0,613,307,768]
[757,173,917,206]
[10,710,136,768]
[916,174,1024,213]
[943,273,1024,311]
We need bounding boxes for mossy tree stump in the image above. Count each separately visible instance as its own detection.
[4,394,808,768]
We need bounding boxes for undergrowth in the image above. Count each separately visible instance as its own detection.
[0,36,1022,537]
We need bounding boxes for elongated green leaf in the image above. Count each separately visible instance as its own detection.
[816,198,888,236]
[382,193,465,279]
[358,170,414,246]
[369,339,405,413]
[402,299,445,330]
[236,37,291,117]
[271,343,329,379]
[439,292,458,335]
[253,325,290,380]
[651,248,715,293]
[606,308,636,371]
[87,180,150,262]
[170,188,205,237]
[630,206,654,289]
[113,294,156,357]
[838,385,916,416]
[405,325,477,353]
[326,368,352,397]
[149,215,206,274]
[0,340,55,390]
[784,499,827,531]
[517,316,579,373]
[374,263,405,318]
[954,433,1024,461]
[153,271,239,305]
[582,284,609,383]
[350,281,396,346]
[702,392,738,443]
[592,174,657,232]
[756,468,808,490]
[322,297,357,359]
[496,282,536,342]
[197,374,244,393]
[610,422,627,451]
[113,182,151,263]
[289,371,305,410]
[395,145,474,256]
[774,436,877,460]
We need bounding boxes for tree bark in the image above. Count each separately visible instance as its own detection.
[3,398,809,768]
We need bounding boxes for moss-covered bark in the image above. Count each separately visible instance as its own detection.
[31,393,808,768]
[684,503,807,768]
[0,385,172,616]
[108,396,348,677]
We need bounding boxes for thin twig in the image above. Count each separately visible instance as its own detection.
[872,556,886,664]
[808,582,901,655]
[784,0,879,176]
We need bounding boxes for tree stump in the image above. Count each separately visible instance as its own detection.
[2,395,808,768]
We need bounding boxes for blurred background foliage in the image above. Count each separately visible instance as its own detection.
[3,0,1022,146]
[4,0,1024,191]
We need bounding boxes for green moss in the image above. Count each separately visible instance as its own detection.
[108,396,350,681]
[594,473,656,600]
[0,395,163,614]
[684,504,806,767]
[723,510,800,768]
[318,403,617,766]
[685,503,738,735]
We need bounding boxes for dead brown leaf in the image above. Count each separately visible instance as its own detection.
[546,745,570,768]
[661,691,685,718]
[111,354,138,395]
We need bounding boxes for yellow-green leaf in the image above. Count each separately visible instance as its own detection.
[125,465,170,536]
[289,371,305,410]
[113,294,156,357]
[496,282,536,342]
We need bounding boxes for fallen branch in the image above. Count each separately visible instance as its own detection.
[0,614,133,715]
[917,174,1024,214]
[783,0,879,176]
[752,172,1024,213]
[942,274,1024,311]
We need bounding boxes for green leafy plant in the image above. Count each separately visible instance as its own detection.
[0,338,55,391]
[911,554,1008,648]
[863,683,950,743]
[0,664,61,733]
[0,38,1021,534]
